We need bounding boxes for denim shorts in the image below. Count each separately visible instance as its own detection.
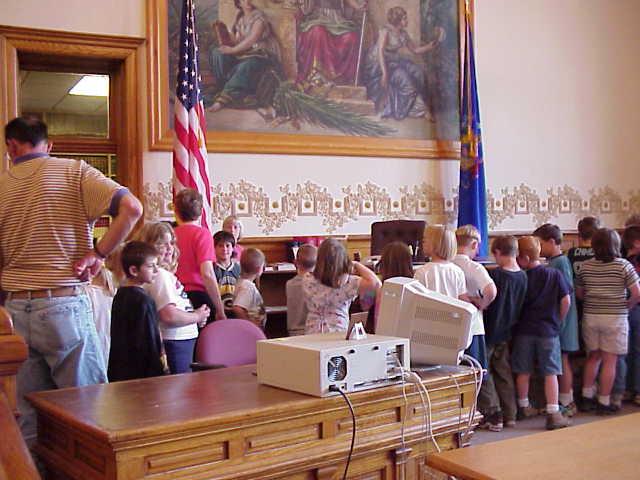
[511,334,562,376]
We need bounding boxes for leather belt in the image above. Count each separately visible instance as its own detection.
[7,286,83,300]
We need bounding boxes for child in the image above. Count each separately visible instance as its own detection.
[533,223,579,416]
[213,230,241,312]
[452,225,497,426]
[477,236,527,431]
[108,241,169,382]
[567,216,600,277]
[303,238,381,334]
[87,265,116,367]
[379,241,414,281]
[232,248,267,328]
[622,225,640,404]
[414,225,468,301]
[577,228,640,414]
[135,222,210,374]
[223,215,244,261]
[512,236,571,430]
[286,244,317,336]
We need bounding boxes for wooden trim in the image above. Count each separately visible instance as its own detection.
[0,25,145,199]
[146,0,466,159]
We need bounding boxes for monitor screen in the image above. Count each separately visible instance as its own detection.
[376,278,477,366]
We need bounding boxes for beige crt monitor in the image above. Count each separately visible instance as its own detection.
[377,277,476,366]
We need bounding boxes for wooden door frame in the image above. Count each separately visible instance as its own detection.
[0,25,145,200]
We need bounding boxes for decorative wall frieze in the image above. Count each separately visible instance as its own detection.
[143,180,639,234]
[488,184,638,229]
[143,179,453,234]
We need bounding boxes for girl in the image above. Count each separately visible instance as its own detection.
[303,238,381,333]
[413,225,468,301]
[223,215,244,261]
[369,241,414,333]
[576,228,640,413]
[135,221,210,374]
[379,241,414,281]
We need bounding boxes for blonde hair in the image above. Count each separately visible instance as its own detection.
[423,225,457,261]
[314,238,350,288]
[455,224,481,247]
[223,215,243,241]
[240,248,265,275]
[517,236,541,261]
[133,221,179,272]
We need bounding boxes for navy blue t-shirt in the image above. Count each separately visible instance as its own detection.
[514,265,571,338]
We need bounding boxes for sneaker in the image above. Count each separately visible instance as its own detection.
[560,402,577,417]
[596,402,620,415]
[611,393,623,409]
[546,411,570,430]
[622,390,634,402]
[516,405,539,420]
[634,394,640,406]
[478,412,504,432]
[504,418,517,428]
[578,396,597,412]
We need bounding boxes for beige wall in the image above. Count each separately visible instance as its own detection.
[4,0,640,236]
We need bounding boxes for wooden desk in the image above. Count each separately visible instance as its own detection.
[28,365,480,480]
[426,412,640,480]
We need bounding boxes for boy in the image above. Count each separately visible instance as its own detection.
[286,244,318,336]
[478,236,527,431]
[622,225,640,405]
[567,216,599,277]
[453,225,497,361]
[533,224,579,416]
[213,230,241,313]
[453,226,497,426]
[231,248,267,328]
[108,241,168,382]
[512,236,571,430]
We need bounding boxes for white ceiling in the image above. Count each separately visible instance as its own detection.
[20,71,108,116]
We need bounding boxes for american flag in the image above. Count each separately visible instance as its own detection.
[172,0,212,231]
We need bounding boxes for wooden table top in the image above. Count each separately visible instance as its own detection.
[27,364,475,446]
[426,412,640,480]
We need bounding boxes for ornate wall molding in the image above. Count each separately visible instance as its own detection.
[143,179,454,234]
[143,180,639,234]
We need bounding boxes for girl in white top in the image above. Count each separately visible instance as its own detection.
[135,222,210,374]
[414,225,469,301]
[303,238,381,333]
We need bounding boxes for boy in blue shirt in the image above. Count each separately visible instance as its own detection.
[533,223,579,416]
[512,236,571,430]
[213,230,241,315]
[478,236,527,431]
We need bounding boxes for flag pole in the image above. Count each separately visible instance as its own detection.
[354,10,367,87]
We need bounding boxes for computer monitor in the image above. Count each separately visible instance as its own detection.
[376,277,477,366]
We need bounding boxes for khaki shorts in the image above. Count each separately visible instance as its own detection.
[582,313,628,355]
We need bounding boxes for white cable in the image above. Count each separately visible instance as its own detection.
[402,368,441,453]
[460,354,484,440]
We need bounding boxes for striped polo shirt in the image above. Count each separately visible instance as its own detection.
[0,154,123,291]
[575,258,640,315]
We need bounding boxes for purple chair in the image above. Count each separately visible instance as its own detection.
[192,319,267,370]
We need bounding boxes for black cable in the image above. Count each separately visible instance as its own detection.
[331,386,356,480]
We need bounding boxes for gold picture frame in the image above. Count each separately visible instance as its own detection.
[147,0,466,158]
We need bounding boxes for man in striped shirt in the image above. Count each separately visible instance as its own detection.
[1,116,143,444]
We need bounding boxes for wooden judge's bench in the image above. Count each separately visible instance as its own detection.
[27,365,480,480]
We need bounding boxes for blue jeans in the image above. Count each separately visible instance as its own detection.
[616,307,640,394]
[7,293,107,444]
[164,338,196,374]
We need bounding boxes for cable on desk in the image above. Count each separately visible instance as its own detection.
[330,385,356,480]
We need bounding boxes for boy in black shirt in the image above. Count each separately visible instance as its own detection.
[478,236,527,431]
[108,241,168,381]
